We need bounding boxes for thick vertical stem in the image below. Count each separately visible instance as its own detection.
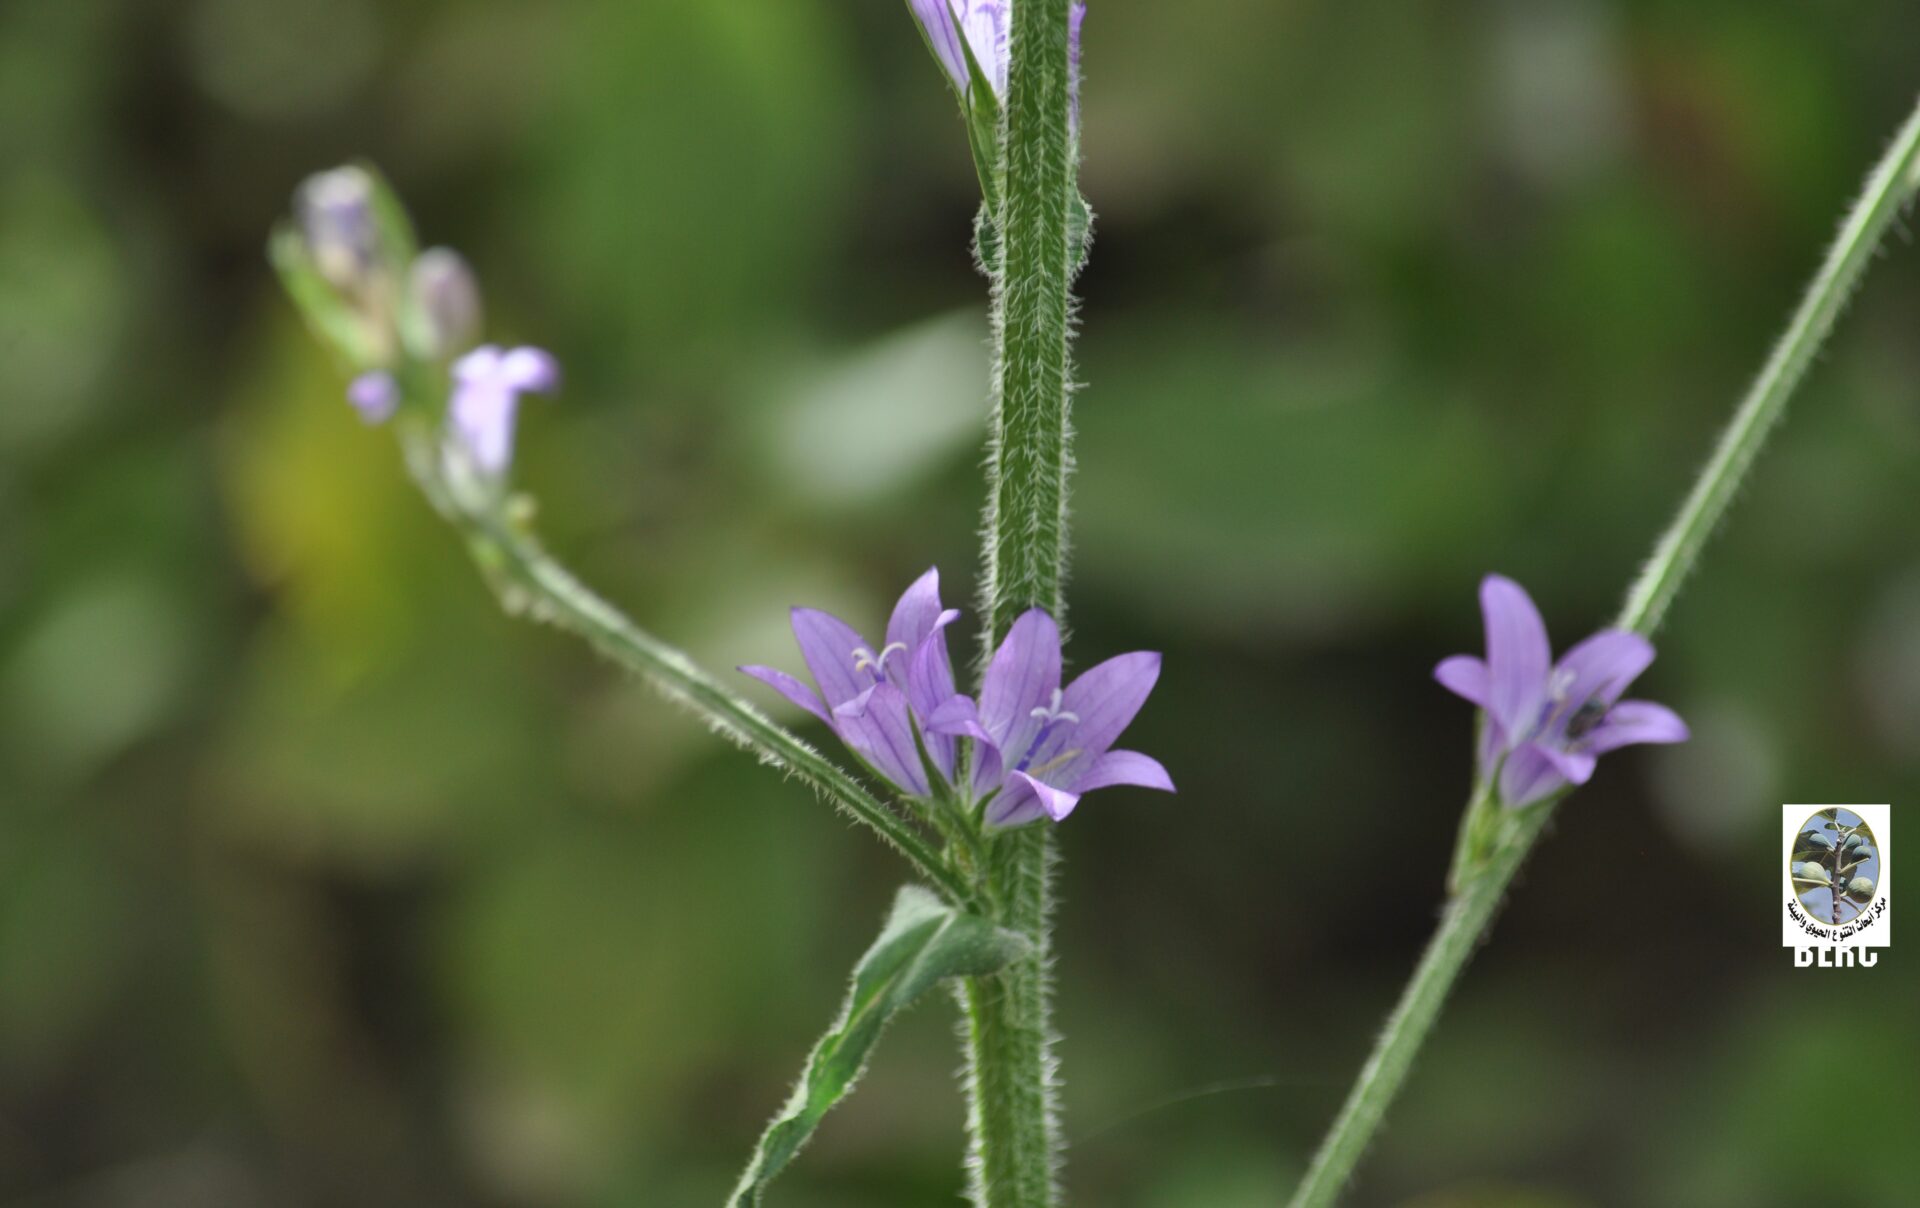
[963,0,1079,1204]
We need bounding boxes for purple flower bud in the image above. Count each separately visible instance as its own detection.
[447,345,561,475]
[346,371,400,424]
[298,167,381,291]
[407,247,483,360]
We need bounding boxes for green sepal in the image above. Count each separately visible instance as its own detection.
[728,885,1027,1207]
[962,80,1003,217]
[268,222,381,369]
[1066,190,1094,280]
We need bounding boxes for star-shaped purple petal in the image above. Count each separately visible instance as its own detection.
[928,607,1173,827]
[1435,575,1688,808]
[742,568,963,797]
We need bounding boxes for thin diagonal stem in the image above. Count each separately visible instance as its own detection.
[1288,92,1920,1208]
[395,425,972,908]
[1287,807,1551,1208]
[1619,95,1920,636]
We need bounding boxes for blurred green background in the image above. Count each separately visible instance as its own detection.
[3,1,1918,1204]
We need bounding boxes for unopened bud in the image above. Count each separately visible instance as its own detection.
[298,166,381,291]
[407,247,483,359]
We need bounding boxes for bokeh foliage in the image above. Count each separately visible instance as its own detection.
[1,0,1917,1204]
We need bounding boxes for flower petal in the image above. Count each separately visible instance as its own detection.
[832,682,930,797]
[885,568,948,657]
[1073,749,1174,794]
[927,694,992,742]
[1498,741,1569,808]
[790,607,872,710]
[453,343,504,383]
[978,608,1061,755]
[905,610,962,782]
[1554,630,1654,713]
[1478,714,1510,775]
[500,346,562,393]
[449,382,519,473]
[739,665,827,722]
[1585,700,1689,755]
[986,771,1080,828]
[908,0,970,93]
[1058,650,1161,766]
[1433,655,1490,707]
[1535,744,1597,786]
[983,778,1044,828]
[1481,575,1551,739]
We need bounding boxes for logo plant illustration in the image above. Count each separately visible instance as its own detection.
[269,3,1920,1203]
[1792,808,1880,925]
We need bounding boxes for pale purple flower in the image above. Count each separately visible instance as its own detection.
[925,608,1173,827]
[741,568,963,798]
[909,0,1087,118]
[1435,575,1688,808]
[447,344,561,475]
[347,371,399,424]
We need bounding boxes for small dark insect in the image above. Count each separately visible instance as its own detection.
[1565,699,1609,741]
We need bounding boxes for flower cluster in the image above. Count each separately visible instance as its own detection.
[743,569,1173,827]
[288,165,560,480]
[1436,576,1687,808]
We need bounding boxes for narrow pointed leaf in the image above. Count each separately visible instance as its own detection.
[729,885,1027,1206]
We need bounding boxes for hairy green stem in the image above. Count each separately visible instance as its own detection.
[1288,92,1920,1208]
[1287,807,1551,1208]
[1619,95,1920,636]
[394,426,972,908]
[963,0,1079,1204]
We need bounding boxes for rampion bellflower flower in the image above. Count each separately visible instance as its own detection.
[448,344,561,475]
[910,0,1087,116]
[741,569,1172,826]
[925,607,1172,826]
[1435,575,1688,808]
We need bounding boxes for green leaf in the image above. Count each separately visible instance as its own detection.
[728,885,1027,1207]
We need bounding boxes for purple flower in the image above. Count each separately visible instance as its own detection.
[1435,575,1688,808]
[447,344,561,475]
[741,570,1173,826]
[347,371,400,424]
[924,608,1172,825]
[741,568,963,797]
[909,0,1087,118]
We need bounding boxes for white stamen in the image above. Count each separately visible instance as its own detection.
[852,642,909,678]
[1548,666,1576,702]
[1028,687,1080,725]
